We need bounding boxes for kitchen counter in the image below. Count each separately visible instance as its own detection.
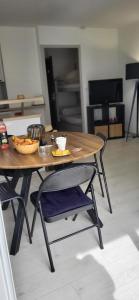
[0,96,45,135]
[3,114,42,135]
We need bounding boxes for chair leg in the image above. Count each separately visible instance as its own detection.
[94,154,104,197]
[5,175,10,183]
[6,173,17,222]
[38,202,55,272]
[72,180,91,221]
[2,176,11,211]
[37,170,44,182]
[72,214,78,221]
[31,207,37,237]
[11,201,17,222]
[100,156,112,214]
[90,185,103,249]
[17,198,32,244]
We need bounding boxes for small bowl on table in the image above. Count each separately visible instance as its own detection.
[12,136,39,155]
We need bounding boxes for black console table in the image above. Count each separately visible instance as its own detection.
[87,103,125,139]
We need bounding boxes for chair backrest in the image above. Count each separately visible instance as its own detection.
[38,164,96,197]
[96,132,107,156]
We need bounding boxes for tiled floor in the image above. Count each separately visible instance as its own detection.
[3,138,139,300]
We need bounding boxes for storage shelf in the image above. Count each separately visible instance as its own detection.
[87,103,125,139]
[94,120,108,126]
[95,121,122,126]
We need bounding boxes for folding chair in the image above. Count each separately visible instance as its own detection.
[0,182,32,244]
[30,164,103,272]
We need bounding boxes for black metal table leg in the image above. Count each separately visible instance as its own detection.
[10,171,32,255]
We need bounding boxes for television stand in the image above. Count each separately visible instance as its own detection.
[87,103,125,139]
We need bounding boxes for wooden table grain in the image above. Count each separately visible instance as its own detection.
[0,132,104,169]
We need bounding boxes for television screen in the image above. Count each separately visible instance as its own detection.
[89,78,123,105]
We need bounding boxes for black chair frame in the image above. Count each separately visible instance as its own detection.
[0,170,17,221]
[72,133,112,224]
[1,168,43,223]
[89,132,112,213]
[73,133,112,218]
[30,164,103,272]
[0,182,32,244]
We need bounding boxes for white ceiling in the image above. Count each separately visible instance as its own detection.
[0,0,139,28]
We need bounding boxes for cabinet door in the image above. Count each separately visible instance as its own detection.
[109,124,123,138]
[94,125,108,138]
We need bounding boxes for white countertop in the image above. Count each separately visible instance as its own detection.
[0,96,44,105]
[3,113,41,135]
[3,113,41,121]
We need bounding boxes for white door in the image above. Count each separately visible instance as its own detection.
[0,204,17,300]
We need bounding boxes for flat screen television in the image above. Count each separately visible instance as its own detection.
[89,78,123,105]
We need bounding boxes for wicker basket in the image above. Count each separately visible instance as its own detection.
[14,141,39,155]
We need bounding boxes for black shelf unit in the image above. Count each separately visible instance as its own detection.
[87,103,125,139]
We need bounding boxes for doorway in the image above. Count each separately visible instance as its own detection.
[44,47,82,131]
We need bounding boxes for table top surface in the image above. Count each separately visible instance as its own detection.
[0,132,104,169]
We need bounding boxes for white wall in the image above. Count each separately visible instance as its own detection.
[0,26,49,124]
[38,26,121,131]
[0,25,122,130]
[0,27,42,99]
[119,23,139,133]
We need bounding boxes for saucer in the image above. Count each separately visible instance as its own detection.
[52,149,71,157]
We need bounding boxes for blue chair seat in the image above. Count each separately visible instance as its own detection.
[30,186,93,222]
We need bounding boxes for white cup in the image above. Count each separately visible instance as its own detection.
[56,136,67,151]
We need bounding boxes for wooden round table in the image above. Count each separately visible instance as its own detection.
[0,132,104,255]
[0,132,104,169]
